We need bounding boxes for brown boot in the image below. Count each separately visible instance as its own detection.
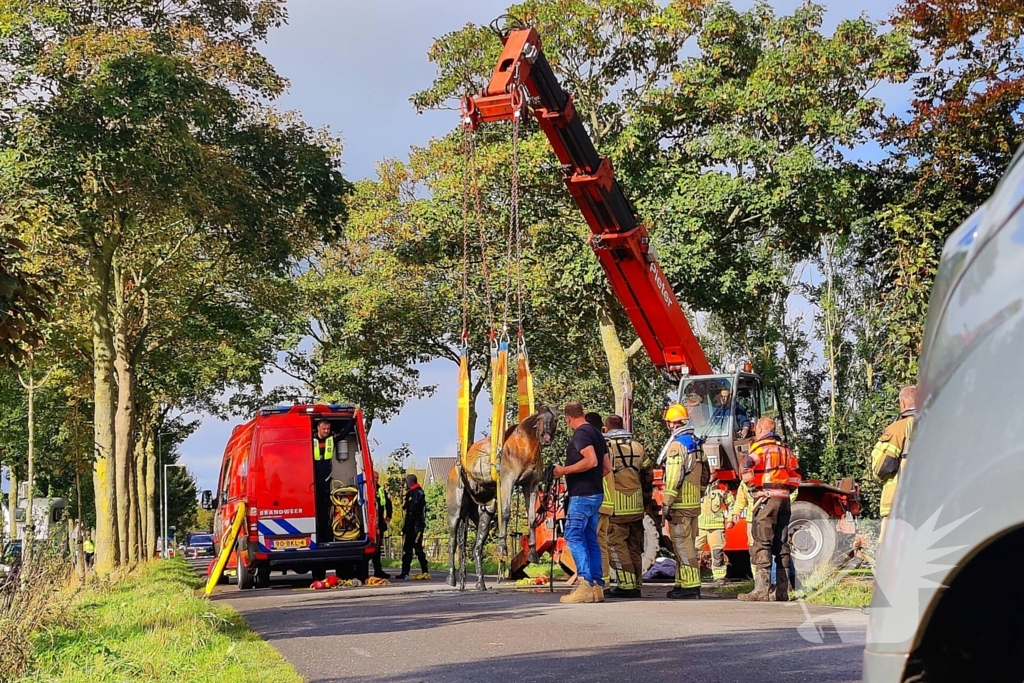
[560,582,596,604]
[738,568,771,602]
[773,566,790,602]
[591,584,606,603]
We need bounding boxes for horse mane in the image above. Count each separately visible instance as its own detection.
[502,408,547,443]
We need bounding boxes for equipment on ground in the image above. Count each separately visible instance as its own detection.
[462,16,861,582]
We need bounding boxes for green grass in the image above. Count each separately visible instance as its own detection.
[796,576,873,608]
[20,559,302,683]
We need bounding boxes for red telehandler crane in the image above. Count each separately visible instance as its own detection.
[462,17,861,581]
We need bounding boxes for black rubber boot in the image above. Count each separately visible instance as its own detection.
[606,587,642,599]
[738,568,771,602]
[773,563,790,602]
[666,586,701,600]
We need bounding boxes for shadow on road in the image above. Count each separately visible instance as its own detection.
[301,631,861,683]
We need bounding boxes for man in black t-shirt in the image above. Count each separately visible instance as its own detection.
[553,402,610,603]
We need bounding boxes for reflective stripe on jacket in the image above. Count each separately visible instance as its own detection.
[603,433,649,517]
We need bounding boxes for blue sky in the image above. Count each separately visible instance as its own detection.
[179,0,905,493]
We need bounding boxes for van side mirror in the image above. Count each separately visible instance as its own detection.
[200,490,214,510]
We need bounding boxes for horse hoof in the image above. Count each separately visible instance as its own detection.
[528,550,539,564]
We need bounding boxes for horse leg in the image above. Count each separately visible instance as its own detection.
[527,484,540,564]
[497,469,516,563]
[458,510,469,591]
[447,514,459,588]
[474,503,494,591]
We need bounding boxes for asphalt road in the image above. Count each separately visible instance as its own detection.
[210,571,868,683]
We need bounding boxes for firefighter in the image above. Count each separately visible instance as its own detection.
[603,414,652,599]
[737,417,800,602]
[871,385,916,541]
[586,412,612,593]
[697,486,734,587]
[661,403,703,600]
[398,474,428,580]
[312,420,336,541]
[371,471,393,579]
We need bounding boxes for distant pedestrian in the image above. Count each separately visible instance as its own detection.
[398,474,428,580]
[83,534,95,568]
[871,385,916,541]
[555,402,609,604]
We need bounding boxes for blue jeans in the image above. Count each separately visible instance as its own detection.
[564,494,604,586]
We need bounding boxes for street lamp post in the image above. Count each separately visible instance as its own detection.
[156,431,174,559]
[162,463,185,559]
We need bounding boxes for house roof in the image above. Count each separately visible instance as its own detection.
[427,456,458,485]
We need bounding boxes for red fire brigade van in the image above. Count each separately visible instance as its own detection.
[201,403,378,589]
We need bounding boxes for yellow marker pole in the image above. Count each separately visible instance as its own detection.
[204,505,246,596]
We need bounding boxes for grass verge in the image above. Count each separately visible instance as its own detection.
[795,576,873,608]
[20,558,301,683]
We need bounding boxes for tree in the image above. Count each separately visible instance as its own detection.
[0,0,352,571]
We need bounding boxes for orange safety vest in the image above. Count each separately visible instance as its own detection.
[747,435,800,492]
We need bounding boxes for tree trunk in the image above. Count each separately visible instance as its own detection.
[597,301,634,417]
[91,248,119,572]
[113,260,135,565]
[129,429,145,565]
[144,427,157,560]
[135,430,147,561]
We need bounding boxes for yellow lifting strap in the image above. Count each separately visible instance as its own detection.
[516,338,535,423]
[489,334,510,480]
[457,341,471,462]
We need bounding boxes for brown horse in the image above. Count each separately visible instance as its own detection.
[445,406,557,590]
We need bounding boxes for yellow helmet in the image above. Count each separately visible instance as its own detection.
[664,403,689,423]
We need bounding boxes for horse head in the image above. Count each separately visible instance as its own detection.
[532,405,557,447]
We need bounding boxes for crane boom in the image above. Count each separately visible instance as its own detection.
[462,25,712,378]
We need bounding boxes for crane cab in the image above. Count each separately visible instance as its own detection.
[676,369,788,480]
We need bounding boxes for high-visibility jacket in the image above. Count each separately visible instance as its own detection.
[871,409,915,518]
[663,428,702,513]
[313,436,335,461]
[601,431,652,520]
[730,482,754,522]
[742,433,799,498]
[698,487,735,530]
[83,539,95,554]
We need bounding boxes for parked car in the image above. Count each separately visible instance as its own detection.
[185,533,215,558]
[863,146,1024,682]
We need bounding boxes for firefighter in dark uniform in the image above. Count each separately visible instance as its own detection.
[398,473,428,580]
[871,385,916,542]
[738,416,800,602]
[603,414,653,599]
[371,471,393,579]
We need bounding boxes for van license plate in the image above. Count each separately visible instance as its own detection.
[271,537,309,550]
